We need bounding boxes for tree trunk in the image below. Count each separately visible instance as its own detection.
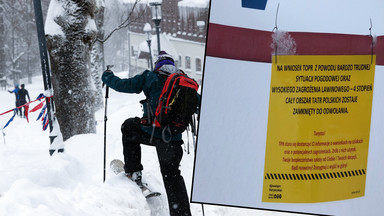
[91,1,105,110]
[0,1,6,81]
[46,0,98,141]
[91,41,104,110]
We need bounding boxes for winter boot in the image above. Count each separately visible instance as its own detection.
[126,171,145,188]
[126,171,161,198]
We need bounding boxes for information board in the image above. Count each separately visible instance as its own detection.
[263,55,375,203]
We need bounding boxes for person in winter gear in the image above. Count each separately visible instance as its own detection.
[18,84,30,118]
[102,51,192,216]
[154,50,177,76]
[8,84,22,116]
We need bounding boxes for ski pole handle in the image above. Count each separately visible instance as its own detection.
[105,86,109,99]
[106,65,114,71]
[102,65,114,88]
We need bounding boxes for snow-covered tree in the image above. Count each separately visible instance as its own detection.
[45,0,98,141]
[45,0,146,140]
[102,0,147,73]
[0,0,50,86]
[0,1,6,82]
[3,0,28,85]
[90,0,105,110]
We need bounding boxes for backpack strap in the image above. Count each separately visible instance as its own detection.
[139,99,153,126]
[155,72,181,119]
[161,126,172,143]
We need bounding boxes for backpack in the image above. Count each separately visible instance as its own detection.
[151,69,199,143]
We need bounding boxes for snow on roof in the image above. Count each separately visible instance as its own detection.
[178,0,209,8]
[118,0,149,4]
[148,0,163,4]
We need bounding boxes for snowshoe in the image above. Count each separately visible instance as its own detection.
[110,159,161,198]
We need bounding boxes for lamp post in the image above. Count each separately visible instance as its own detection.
[197,21,205,34]
[149,0,162,54]
[144,23,153,71]
[197,21,206,43]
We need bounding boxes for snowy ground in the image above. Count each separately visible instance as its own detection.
[0,74,302,216]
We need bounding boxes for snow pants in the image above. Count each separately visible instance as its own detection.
[18,100,27,117]
[121,117,191,216]
[15,101,22,116]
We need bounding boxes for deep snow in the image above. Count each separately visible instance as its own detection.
[0,74,301,216]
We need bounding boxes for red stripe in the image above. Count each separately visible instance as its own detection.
[155,73,176,116]
[207,23,384,65]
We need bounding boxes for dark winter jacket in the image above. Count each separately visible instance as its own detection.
[18,89,30,105]
[101,70,183,141]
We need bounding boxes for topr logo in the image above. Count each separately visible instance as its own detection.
[242,0,268,10]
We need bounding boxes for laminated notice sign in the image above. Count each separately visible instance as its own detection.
[263,55,375,203]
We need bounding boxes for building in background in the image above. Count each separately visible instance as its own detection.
[121,0,209,84]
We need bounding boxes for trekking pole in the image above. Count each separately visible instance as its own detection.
[103,65,113,183]
[191,114,197,152]
[1,126,5,145]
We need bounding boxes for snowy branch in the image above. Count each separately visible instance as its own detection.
[95,0,144,44]
[6,49,25,65]
[12,52,25,64]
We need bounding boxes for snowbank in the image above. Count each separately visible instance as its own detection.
[0,74,294,216]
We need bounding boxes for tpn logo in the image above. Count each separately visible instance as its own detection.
[242,0,268,10]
